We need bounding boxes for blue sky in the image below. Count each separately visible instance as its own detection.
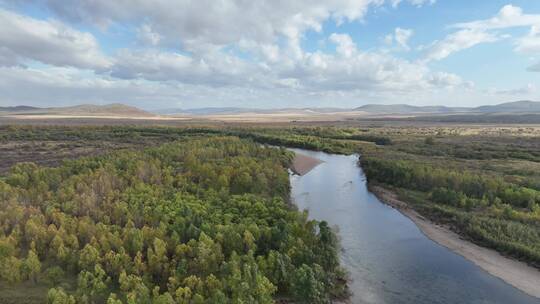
[0,0,539,109]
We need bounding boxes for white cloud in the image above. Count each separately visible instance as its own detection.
[423,5,540,63]
[137,24,161,46]
[0,65,195,108]
[515,26,540,55]
[0,9,111,69]
[0,63,472,109]
[0,2,491,108]
[36,0,380,48]
[279,45,467,93]
[33,0,388,73]
[385,27,414,51]
[423,29,499,62]
[329,33,357,57]
[453,5,540,31]
[489,83,536,96]
[391,0,435,8]
[395,28,413,50]
[31,0,435,53]
[514,25,540,72]
[107,33,466,96]
[109,48,269,88]
[428,72,467,88]
[110,50,195,81]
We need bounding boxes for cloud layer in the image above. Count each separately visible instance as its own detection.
[0,9,110,69]
[0,1,537,108]
[423,4,540,68]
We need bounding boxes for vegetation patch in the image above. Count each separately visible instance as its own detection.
[0,136,347,303]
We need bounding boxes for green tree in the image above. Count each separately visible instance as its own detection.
[147,238,169,283]
[291,264,328,304]
[0,256,23,283]
[45,266,65,286]
[47,287,76,304]
[24,249,42,284]
[79,244,101,271]
[76,264,111,303]
[106,293,123,304]
[119,271,151,304]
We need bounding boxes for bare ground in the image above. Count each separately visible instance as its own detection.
[291,153,323,175]
[370,185,540,299]
[0,140,144,175]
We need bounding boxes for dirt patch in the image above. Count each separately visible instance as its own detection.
[291,153,323,175]
[370,185,540,299]
[0,140,138,175]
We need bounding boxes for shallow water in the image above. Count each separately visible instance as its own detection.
[289,148,540,304]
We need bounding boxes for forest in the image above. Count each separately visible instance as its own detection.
[2,124,540,302]
[0,133,348,303]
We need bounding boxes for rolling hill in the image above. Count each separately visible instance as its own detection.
[0,103,155,117]
[0,105,40,112]
[474,100,540,113]
[354,101,540,114]
[157,101,540,116]
[2,100,540,122]
[354,104,465,114]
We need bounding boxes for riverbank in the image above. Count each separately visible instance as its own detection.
[291,153,323,175]
[370,185,540,299]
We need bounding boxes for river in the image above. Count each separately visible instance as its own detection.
[288,148,540,304]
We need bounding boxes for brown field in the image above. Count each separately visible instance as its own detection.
[4,112,540,130]
[0,140,136,174]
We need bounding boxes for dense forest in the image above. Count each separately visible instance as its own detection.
[2,124,540,302]
[0,135,347,303]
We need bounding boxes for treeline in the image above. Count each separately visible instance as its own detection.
[228,131,358,154]
[0,125,223,143]
[0,137,347,303]
[0,125,386,154]
[361,157,540,266]
[278,127,392,145]
[394,136,540,163]
[361,158,540,209]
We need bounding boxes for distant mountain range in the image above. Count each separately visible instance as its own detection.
[354,100,540,114]
[353,104,467,114]
[2,100,540,118]
[157,100,540,116]
[474,101,540,113]
[155,107,347,115]
[0,105,41,112]
[156,107,253,115]
[0,103,154,117]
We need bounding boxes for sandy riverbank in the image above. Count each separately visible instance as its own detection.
[291,153,323,176]
[370,185,540,299]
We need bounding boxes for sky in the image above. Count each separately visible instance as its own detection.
[0,0,540,110]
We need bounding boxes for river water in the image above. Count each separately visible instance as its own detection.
[288,148,540,304]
